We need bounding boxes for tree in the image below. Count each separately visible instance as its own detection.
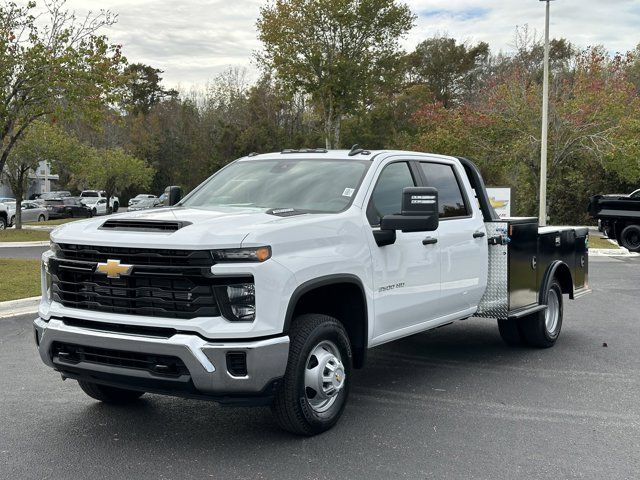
[122,63,178,115]
[257,0,415,149]
[407,37,489,107]
[79,147,154,210]
[2,120,85,228]
[0,0,126,174]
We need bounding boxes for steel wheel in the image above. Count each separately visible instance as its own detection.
[545,288,560,335]
[304,340,346,413]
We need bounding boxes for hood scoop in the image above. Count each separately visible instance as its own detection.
[100,219,191,232]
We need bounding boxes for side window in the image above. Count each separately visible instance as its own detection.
[420,163,469,219]
[367,162,416,226]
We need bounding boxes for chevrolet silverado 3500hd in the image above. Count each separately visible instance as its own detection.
[34,149,590,435]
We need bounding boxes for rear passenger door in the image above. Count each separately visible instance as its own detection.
[418,160,488,313]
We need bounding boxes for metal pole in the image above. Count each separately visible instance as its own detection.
[539,0,550,226]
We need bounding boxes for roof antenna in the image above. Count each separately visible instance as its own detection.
[348,144,362,156]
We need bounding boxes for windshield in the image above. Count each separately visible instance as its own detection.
[631,189,640,198]
[182,159,370,213]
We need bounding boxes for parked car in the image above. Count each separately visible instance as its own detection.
[80,190,120,212]
[0,197,16,203]
[38,191,71,202]
[128,193,158,207]
[80,197,110,216]
[8,201,48,224]
[127,197,162,211]
[36,149,591,436]
[0,202,9,229]
[45,197,93,219]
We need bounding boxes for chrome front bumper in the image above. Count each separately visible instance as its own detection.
[33,317,289,397]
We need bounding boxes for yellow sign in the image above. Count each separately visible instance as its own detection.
[95,259,133,278]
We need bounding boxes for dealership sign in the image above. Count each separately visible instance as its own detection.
[487,188,511,218]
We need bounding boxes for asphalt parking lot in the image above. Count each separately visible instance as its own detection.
[1,256,638,480]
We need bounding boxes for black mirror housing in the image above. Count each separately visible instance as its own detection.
[164,186,182,206]
[380,187,439,233]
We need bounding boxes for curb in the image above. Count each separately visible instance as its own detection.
[589,248,639,257]
[0,241,49,247]
[0,296,40,319]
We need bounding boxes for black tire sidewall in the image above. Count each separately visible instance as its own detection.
[621,225,640,252]
[38,215,45,222]
[295,322,351,426]
[0,218,5,230]
[538,281,563,343]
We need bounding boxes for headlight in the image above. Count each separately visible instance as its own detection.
[49,241,62,257]
[215,283,256,321]
[43,259,53,303]
[211,246,271,262]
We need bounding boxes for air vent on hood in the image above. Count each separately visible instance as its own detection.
[100,219,191,232]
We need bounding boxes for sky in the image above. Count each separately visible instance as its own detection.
[57,0,640,89]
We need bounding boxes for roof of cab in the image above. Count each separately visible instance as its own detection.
[238,149,459,163]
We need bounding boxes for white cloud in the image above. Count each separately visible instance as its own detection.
[54,0,640,88]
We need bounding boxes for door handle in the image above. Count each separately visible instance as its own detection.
[422,237,438,245]
[473,231,486,239]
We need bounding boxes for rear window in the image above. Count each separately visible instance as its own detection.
[47,200,63,205]
[81,191,98,197]
[419,163,469,218]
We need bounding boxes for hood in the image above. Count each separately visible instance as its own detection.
[50,205,304,249]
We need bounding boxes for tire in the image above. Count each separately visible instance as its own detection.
[78,380,145,404]
[620,225,640,252]
[10,215,15,226]
[0,217,6,230]
[107,206,113,215]
[520,280,563,348]
[271,314,352,436]
[92,208,97,216]
[113,202,119,213]
[497,318,524,346]
[37,214,45,222]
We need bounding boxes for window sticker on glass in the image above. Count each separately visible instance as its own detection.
[342,188,355,197]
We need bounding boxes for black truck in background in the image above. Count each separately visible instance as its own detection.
[588,189,640,252]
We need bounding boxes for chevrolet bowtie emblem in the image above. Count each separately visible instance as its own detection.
[95,259,133,278]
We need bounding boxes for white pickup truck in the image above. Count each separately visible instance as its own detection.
[79,190,120,214]
[34,149,590,435]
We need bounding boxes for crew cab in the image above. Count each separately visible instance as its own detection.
[80,190,120,213]
[34,149,590,435]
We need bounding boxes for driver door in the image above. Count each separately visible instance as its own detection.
[365,161,442,344]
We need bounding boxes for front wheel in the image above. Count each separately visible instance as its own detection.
[0,217,6,230]
[620,225,640,252]
[10,215,15,226]
[520,280,563,348]
[37,214,45,222]
[112,202,119,213]
[78,380,145,404]
[271,314,352,436]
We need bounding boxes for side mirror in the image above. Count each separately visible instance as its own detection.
[379,186,439,235]
[164,186,182,206]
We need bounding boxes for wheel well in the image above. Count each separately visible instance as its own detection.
[288,280,368,369]
[552,262,573,298]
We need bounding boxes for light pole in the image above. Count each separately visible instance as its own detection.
[538,0,553,226]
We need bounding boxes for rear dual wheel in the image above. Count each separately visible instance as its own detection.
[620,225,640,252]
[497,279,563,348]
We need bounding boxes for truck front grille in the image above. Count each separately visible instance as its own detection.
[52,342,189,377]
[56,243,213,266]
[49,247,251,320]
